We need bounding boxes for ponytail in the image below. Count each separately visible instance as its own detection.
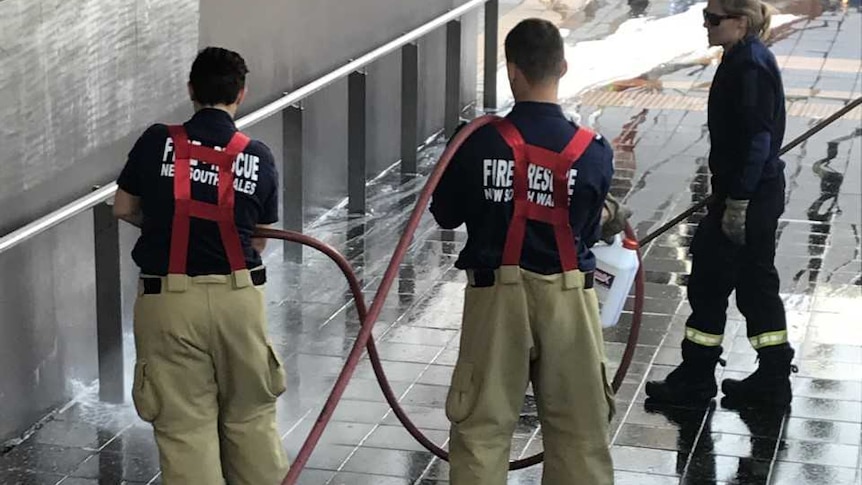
[757,2,774,41]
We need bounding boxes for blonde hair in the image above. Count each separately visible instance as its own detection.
[718,0,776,40]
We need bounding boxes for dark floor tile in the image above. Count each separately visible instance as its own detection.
[342,377,410,403]
[685,454,770,484]
[328,400,391,425]
[293,467,336,485]
[0,469,65,485]
[793,377,862,402]
[328,472,411,484]
[789,396,862,423]
[776,439,860,469]
[800,343,862,365]
[317,421,376,447]
[770,461,860,485]
[381,404,450,431]
[363,425,448,452]
[375,343,446,364]
[29,419,126,451]
[633,401,710,428]
[381,326,459,346]
[783,417,862,446]
[400,384,449,409]
[610,445,682,477]
[613,470,679,484]
[341,447,434,478]
[68,451,159,483]
[795,359,862,381]
[614,423,690,452]
[0,442,93,476]
[695,432,779,461]
[416,456,449,481]
[711,407,787,439]
[100,427,158,461]
[297,444,355,471]
[416,365,454,387]
[650,346,683,366]
[56,479,101,485]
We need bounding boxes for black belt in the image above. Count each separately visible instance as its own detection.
[141,267,267,294]
[469,269,594,289]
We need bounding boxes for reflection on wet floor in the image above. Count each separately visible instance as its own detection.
[1,1,861,485]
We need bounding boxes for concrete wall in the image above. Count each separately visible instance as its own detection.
[200,0,478,220]
[0,0,478,441]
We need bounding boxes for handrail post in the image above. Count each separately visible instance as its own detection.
[445,19,463,137]
[401,43,420,181]
[282,104,305,264]
[483,0,499,112]
[348,71,368,216]
[93,202,124,403]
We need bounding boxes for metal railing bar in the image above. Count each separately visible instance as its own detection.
[0,0,488,254]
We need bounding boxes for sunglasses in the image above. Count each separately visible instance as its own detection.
[702,9,739,26]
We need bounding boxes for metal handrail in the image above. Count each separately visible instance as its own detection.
[0,0,488,255]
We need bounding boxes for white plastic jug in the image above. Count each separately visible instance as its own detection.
[592,233,640,328]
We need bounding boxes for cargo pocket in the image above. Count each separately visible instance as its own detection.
[266,345,287,399]
[445,362,477,424]
[132,361,161,422]
[600,362,616,423]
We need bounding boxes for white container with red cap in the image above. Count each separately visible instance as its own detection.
[591,233,640,328]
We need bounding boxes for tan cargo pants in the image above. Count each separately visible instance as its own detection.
[132,270,290,485]
[447,267,615,485]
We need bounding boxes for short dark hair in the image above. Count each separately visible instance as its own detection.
[504,19,565,84]
[189,47,249,106]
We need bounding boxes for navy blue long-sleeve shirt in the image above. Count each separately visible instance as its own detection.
[430,102,614,274]
[708,35,786,200]
[117,109,279,275]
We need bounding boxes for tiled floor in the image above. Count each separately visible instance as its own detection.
[1,1,860,484]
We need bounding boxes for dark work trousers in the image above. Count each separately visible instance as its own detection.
[684,175,789,352]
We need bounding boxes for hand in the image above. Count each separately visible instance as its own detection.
[721,198,749,245]
[601,193,632,244]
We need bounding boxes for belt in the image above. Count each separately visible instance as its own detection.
[468,269,594,289]
[141,267,267,294]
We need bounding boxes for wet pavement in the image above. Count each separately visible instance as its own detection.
[2,1,861,484]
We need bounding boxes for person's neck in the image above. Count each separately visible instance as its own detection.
[194,103,237,118]
[514,84,559,105]
[722,33,749,51]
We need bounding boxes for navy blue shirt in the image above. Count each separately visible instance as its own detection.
[117,108,279,276]
[708,35,786,200]
[431,102,614,274]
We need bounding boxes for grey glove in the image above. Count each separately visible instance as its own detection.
[721,198,749,246]
[601,193,632,244]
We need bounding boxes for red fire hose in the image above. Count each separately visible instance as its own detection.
[257,114,648,485]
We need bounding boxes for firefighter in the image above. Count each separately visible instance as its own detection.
[646,0,795,407]
[431,18,618,485]
[113,47,289,484]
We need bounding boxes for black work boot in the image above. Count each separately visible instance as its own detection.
[722,346,797,407]
[645,341,723,405]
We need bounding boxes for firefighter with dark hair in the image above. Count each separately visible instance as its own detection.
[432,18,617,485]
[113,47,289,485]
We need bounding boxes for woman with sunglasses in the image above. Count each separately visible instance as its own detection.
[646,0,795,407]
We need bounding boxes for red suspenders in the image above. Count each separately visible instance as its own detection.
[494,119,595,272]
[166,125,251,276]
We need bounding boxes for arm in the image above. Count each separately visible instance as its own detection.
[430,124,470,229]
[571,140,614,249]
[255,145,279,255]
[113,189,143,227]
[114,127,158,228]
[252,224,271,253]
[729,62,777,200]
